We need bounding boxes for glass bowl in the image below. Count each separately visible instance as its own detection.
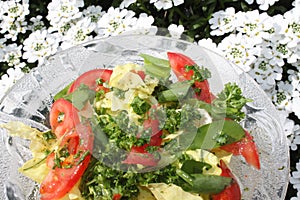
[0,33,289,200]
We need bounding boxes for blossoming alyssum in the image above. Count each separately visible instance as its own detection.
[22,30,60,65]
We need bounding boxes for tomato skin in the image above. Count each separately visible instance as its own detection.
[167,52,214,103]
[167,52,195,81]
[113,193,122,200]
[194,80,215,103]
[49,99,80,138]
[40,153,91,200]
[131,70,146,80]
[123,118,162,166]
[220,131,260,170]
[212,160,241,200]
[68,69,113,93]
[43,98,94,200]
[122,144,158,166]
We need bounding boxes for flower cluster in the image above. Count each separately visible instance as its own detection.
[208,5,300,117]
[0,0,299,199]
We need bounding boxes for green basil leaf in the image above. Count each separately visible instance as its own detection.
[182,174,232,194]
[54,82,72,101]
[140,53,171,80]
[181,160,212,174]
[63,84,95,110]
[189,120,245,150]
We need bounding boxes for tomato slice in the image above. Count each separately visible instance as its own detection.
[143,118,163,146]
[131,70,146,80]
[122,144,159,166]
[167,52,195,81]
[68,68,113,93]
[49,99,80,138]
[220,131,260,169]
[113,193,122,200]
[167,52,215,103]
[212,160,241,200]
[40,123,94,200]
[122,118,162,166]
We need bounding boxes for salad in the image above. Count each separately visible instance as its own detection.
[1,52,260,200]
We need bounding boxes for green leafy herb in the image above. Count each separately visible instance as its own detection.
[188,119,245,150]
[185,65,211,82]
[42,130,56,141]
[63,84,95,110]
[212,83,252,121]
[53,82,72,101]
[179,172,232,194]
[130,96,151,115]
[181,160,212,174]
[158,81,193,103]
[140,53,171,80]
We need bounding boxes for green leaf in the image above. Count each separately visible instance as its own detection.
[188,120,245,150]
[158,81,193,103]
[130,96,151,115]
[140,53,171,80]
[181,160,212,174]
[63,84,95,110]
[183,174,232,194]
[54,82,72,101]
[212,82,252,121]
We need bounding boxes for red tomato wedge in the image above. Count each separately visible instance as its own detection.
[220,131,260,170]
[122,118,162,166]
[212,160,241,200]
[122,144,159,166]
[49,99,80,138]
[113,193,122,200]
[167,52,215,103]
[143,118,163,146]
[167,52,195,81]
[67,68,113,93]
[40,123,94,200]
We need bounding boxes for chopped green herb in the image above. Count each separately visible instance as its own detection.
[212,83,252,121]
[130,96,151,115]
[42,130,56,141]
[185,65,211,82]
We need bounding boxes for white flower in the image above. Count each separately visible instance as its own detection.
[280,9,300,64]
[2,0,29,21]
[209,7,237,36]
[120,0,137,9]
[0,0,29,41]
[129,13,156,35]
[244,0,254,4]
[0,38,7,62]
[150,0,184,10]
[248,57,282,90]
[292,97,300,120]
[168,24,184,39]
[0,19,27,41]
[217,33,258,71]
[198,38,218,52]
[28,15,45,31]
[47,0,84,31]
[22,30,60,65]
[0,66,25,99]
[271,81,294,111]
[82,5,105,26]
[235,11,272,44]
[290,157,300,197]
[256,0,280,11]
[261,35,292,67]
[244,0,280,10]
[96,7,137,37]
[3,43,23,67]
[60,17,96,50]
